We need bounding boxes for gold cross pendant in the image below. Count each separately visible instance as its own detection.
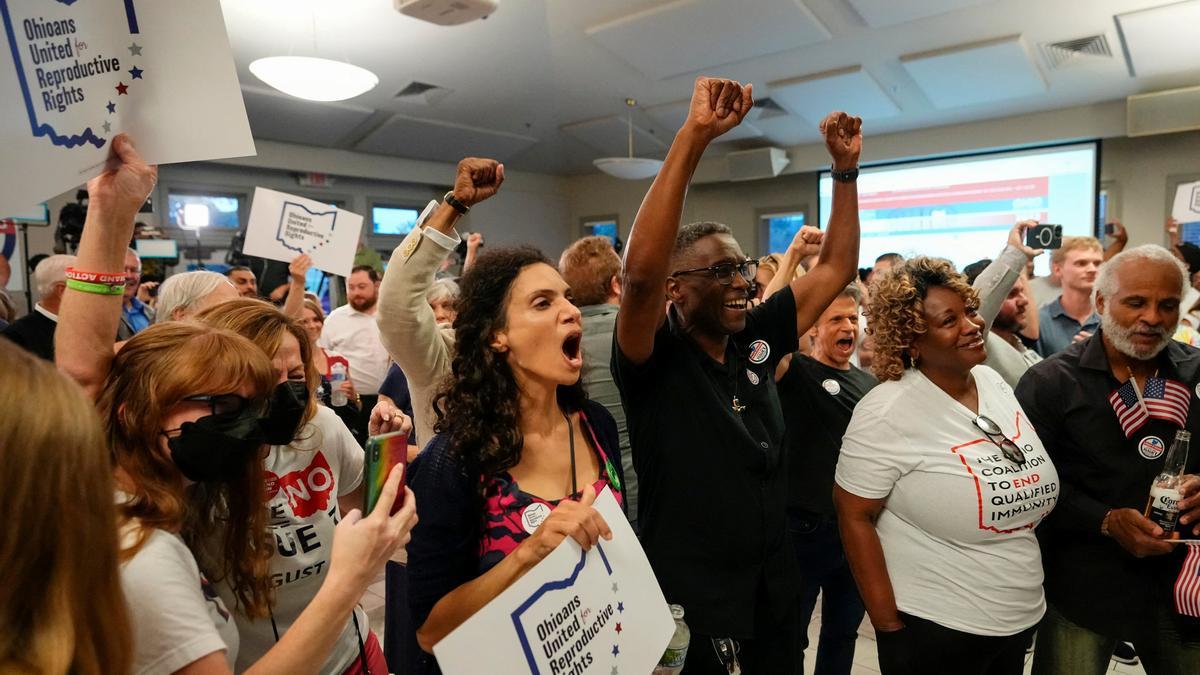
[731,397,746,413]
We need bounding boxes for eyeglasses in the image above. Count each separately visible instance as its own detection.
[181,394,257,417]
[972,415,1028,466]
[671,259,758,286]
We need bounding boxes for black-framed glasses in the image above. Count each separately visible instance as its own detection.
[181,394,256,417]
[671,259,758,286]
[972,415,1028,466]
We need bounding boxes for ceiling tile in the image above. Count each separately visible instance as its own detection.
[560,114,668,156]
[900,35,1047,109]
[768,66,900,126]
[585,0,830,80]
[241,87,375,147]
[1116,1,1200,78]
[643,100,763,142]
[846,0,993,28]
[354,115,538,161]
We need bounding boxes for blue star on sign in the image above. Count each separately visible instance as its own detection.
[106,101,115,114]
[611,644,620,657]
[617,602,624,613]
[129,66,143,79]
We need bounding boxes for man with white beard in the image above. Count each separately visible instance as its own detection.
[1016,245,1200,674]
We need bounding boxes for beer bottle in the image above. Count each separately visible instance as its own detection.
[1145,430,1190,534]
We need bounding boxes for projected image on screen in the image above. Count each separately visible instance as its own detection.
[819,143,1097,276]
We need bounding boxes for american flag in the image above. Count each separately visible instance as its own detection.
[1108,377,1191,438]
[1176,543,1200,617]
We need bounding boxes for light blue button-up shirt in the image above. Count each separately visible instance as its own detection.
[1036,296,1100,357]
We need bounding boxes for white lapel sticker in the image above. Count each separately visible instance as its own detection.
[520,502,551,534]
[822,378,841,396]
[748,340,770,364]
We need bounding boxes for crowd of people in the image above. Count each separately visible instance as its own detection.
[4,75,1200,675]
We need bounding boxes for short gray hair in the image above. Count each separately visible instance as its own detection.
[1095,244,1188,301]
[155,271,231,323]
[34,254,75,297]
[426,278,460,306]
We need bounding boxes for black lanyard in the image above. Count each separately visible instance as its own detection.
[565,411,577,496]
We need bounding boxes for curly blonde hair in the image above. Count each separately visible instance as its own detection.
[865,257,979,382]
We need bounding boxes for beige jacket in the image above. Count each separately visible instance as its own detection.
[376,225,458,446]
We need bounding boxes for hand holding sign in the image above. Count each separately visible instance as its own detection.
[516,484,613,566]
[85,134,156,221]
[243,188,364,277]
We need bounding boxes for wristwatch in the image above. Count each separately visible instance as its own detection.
[443,191,470,214]
[830,165,859,183]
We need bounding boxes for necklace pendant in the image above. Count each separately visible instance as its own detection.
[731,397,746,413]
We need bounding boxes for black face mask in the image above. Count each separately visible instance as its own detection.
[166,409,266,483]
[260,380,309,446]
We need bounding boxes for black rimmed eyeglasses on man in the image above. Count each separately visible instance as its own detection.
[670,259,758,286]
[972,415,1028,466]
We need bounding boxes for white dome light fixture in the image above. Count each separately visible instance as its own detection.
[593,98,663,180]
[250,56,379,102]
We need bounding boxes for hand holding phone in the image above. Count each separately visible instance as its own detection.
[365,430,408,515]
[1026,224,1063,250]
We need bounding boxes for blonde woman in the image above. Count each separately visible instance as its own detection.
[0,340,132,675]
[55,134,417,675]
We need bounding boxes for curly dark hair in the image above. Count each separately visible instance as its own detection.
[865,256,980,382]
[432,246,587,483]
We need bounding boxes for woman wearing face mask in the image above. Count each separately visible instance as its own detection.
[198,298,412,674]
[834,257,1058,675]
[404,246,622,674]
[55,134,417,675]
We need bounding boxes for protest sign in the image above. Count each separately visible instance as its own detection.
[243,187,363,277]
[0,0,254,215]
[1173,180,1200,225]
[433,488,675,675]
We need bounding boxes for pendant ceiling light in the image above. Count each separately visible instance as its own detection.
[593,98,663,180]
[249,10,378,102]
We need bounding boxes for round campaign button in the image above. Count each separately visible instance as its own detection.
[1139,435,1166,460]
[521,502,552,534]
[748,340,770,364]
[263,472,280,499]
[822,379,841,396]
[746,369,760,386]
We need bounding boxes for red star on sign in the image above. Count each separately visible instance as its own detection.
[615,623,622,634]
[115,82,128,95]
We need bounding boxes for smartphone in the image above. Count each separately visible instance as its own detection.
[1104,222,1115,236]
[1026,224,1063,249]
[364,430,408,515]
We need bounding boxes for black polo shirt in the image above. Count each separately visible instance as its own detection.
[1016,331,1200,638]
[612,288,799,639]
[777,354,877,516]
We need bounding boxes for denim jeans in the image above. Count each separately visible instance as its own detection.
[790,511,866,675]
[1031,602,1200,675]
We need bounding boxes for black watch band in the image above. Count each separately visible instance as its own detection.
[830,165,859,183]
[443,190,470,214]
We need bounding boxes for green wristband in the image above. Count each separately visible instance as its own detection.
[66,279,126,296]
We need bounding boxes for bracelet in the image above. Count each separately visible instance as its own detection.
[66,267,126,285]
[66,279,126,296]
[443,191,470,214]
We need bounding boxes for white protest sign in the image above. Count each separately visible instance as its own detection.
[243,187,363,277]
[434,488,675,675]
[0,0,254,216]
[1173,181,1200,224]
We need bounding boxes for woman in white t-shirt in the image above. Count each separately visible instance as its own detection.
[835,257,1059,675]
[56,135,417,675]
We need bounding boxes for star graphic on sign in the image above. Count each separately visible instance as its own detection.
[106,101,115,114]
[129,66,143,79]
[611,667,619,675]
[128,42,142,56]
[611,644,620,657]
[612,582,619,593]
[615,622,622,634]
[102,121,111,133]
[115,82,128,95]
[617,602,624,613]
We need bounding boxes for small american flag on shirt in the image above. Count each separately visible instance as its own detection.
[1108,377,1191,437]
[1176,543,1200,617]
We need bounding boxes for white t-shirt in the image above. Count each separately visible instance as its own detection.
[835,365,1058,636]
[121,527,239,675]
[226,406,366,674]
[318,305,390,394]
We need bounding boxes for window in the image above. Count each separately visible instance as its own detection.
[759,211,806,256]
[373,204,421,236]
[166,191,242,229]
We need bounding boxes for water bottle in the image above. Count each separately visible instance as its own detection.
[329,362,348,407]
[653,604,690,674]
[1145,430,1190,534]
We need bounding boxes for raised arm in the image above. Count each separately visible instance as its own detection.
[973,220,1041,332]
[281,254,313,318]
[617,77,754,364]
[762,226,822,332]
[56,135,157,398]
[785,113,862,337]
[1103,220,1128,262]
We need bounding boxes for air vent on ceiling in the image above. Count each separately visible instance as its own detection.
[394,80,452,105]
[751,96,788,121]
[1041,34,1112,70]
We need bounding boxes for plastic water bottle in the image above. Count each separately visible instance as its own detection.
[329,362,348,407]
[653,605,690,674]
